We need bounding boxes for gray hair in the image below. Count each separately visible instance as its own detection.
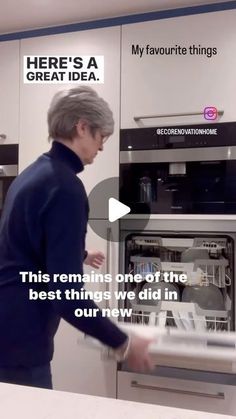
[47,86,114,141]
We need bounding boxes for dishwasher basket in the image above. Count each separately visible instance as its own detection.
[129,300,230,332]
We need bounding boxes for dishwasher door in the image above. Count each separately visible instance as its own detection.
[78,322,236,374]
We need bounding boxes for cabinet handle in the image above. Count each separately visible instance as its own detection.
[105,227,112,309]
[0,134,7,140]
[131,381,225,400]
[133,110,224,122]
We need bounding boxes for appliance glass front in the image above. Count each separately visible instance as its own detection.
[0,145,18,217]
[120,122,236,214]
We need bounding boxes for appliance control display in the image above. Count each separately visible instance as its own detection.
[120,121,236,150]
[168,136,185,143]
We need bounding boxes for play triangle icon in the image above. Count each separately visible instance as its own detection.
[108,198,131,222]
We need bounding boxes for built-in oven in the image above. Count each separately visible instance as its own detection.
[120,121,236,214]
[0,144,18,217]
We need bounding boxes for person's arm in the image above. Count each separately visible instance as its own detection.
[43,185,155,371]
[43,186,127,349]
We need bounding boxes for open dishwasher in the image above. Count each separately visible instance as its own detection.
[118,230,236,375]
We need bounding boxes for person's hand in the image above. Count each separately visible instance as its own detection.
[84,250,105,269]
[126,334,155,372]
[115,334,155,372]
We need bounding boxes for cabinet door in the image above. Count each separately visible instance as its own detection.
[83,220,119,311]
[19,27,120,197]
[121,10,236,128]
[52,220,119,395]
[117,371,236,415]
[52,320,117,396]
[0,41,19,144]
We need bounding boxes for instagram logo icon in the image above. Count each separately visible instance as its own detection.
[203,107,218,120]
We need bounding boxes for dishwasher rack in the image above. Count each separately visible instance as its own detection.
[129,300,231,332]
[129,256,231,287]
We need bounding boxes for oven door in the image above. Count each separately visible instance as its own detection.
[0,165,18,217]
[120,148,236,215]
[0,144,18,217]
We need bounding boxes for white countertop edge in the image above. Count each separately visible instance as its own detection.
[0,382,235,419]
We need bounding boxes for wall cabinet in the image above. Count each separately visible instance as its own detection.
[19,26,121,196]
[0,40,20,144]
[117,371,236,416]
[121,10,236,128]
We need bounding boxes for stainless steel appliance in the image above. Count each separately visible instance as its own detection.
[0,144,18,217]
[119,121,236,377]
[117,122,236,410]
[120,121,236,214]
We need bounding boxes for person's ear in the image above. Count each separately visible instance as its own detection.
[75,119,89,138]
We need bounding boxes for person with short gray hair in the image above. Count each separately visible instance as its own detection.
[47,86,114,142]
[0,86,153,390]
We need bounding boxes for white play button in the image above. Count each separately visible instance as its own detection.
[108,198,131,222]
[88,177,149,241]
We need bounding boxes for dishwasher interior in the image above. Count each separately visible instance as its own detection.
[121,234,234,334]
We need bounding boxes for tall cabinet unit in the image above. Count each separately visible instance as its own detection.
[19,26,121,396]
[118,9,236,415]
[121,9,236,129]
[0,40,20,144]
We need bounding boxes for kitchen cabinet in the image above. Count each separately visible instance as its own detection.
[0,40,20,144]
[82,221,119,310]
[52,220,119,395]
[117,371,236,416]
[52,320,117,396]
[19,26,120,197]
[121,9,236,128]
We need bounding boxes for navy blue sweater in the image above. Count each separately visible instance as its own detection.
[0,141,127,367]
